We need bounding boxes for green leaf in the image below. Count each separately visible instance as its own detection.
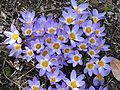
[105,6,113,11]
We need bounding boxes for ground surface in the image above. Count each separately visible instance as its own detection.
[0,0,120,90]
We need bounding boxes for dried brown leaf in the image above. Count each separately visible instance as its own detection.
[110,58,120,81]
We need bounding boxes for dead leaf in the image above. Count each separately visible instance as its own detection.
[110,58,120,81]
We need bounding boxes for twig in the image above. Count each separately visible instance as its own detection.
[17,66,36,80]
[2,58,23,89]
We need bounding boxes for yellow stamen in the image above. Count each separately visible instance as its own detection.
[78,20,84,25]
[80,44,86,50]
[58,36,65,41]
[89,51,95,56]
[87,63,94,69]
[42,50,48,56]
[50,77,56,82]
[95,30,100,35]
[75,7,80,11]
[96,74,103,81]
[51,58,57,61]
[12,34,19,40]
[64,48,70,53]
[42,60,49,67]
[26,22,31,26]
[27,51,33,56]
[98,60,105,67]
[48,28,56,33]
[53,43,60,49]
[38,29,44,33]
[93,17,99,23]
[71,81,77,88]
[70,33,76,40]
[14,44,21,50]
[85,27,92,33]
[51,68,56,73]
[32,86,39,90]
[26,29,32,35]
[66,18,74,24]
[90,38,95,44]
[35,44,41,49]
[74,56,80,62]
[46,38,51,44]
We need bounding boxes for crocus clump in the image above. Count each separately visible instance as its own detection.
[3,0,114,89]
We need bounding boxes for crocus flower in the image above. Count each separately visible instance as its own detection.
[21,24,33,36]
[99,86,108,90]
[19,11,36,26]
[6,43,22,58]
[82,20,96,36]
[91,9,106,23]
[57,30,69,43]
[87,47,100,58]
[96,56,113,75]
[67,51,83,67]
[26,76,44,90]
[4,24,22,44]
[71,0,89,14]
[36,55,51,76]
[76,40,88,51]
[59,10,77,25]
[61,45,73,58]
[88,35,98,46]
[46,69,61,84]
[30,39,44,53]
[84,59,98,76]
[55,82,69,90]
[95,39,110,51]
[64,70,85,89]
[87,86,95,90]
[65,25,84,47]
[22,47,35,62]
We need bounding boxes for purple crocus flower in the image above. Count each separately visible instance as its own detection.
[96,56,114,75]
[74,14,88,27]
[87,47,100,58]
[61,45,73,58]
[6,43,22,58]
[46,69,61,84]
[65,25,84,47]
[76,40,88,51]
[84,59,98,76]
[96,39,110,51]
[4,24,22,44]
[82,20,97,36]
[57,30,69,43]
[55,82,69,90]
[26,76,44,90]
[36,55,51,76]
[91,9,106,23]
[87,35,99,46]
[67,51,83,67]
[59,10,77,25]
[21,24,33,36]
[19,11,36,26]
[22,47,35,62]
[71,0,89,14]
[64,70,85,89]
[30,39,44,53]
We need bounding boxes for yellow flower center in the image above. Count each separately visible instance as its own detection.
[98,60,105,67]
[96,74,103,81]
[78,20,84,25]
[64,48,70,53]
[50,77,56,82]
[42,60,49,67]
[51,58,57,61]
[14,44,21,50]
[66,18,74,24]
[32,86,39,90]
[38,29,44,33]
[27,50,33,56]
[11,34,19,40]
[51,68,56,73]
[70,33,76,40]
[71,81,77,88]
[26,29,32,35]
[58,36,65,41]
[46,38,51,44]
[89,51,95,56]
[95,30,100,35]
[35,44,41,49]
[90,38,95,44]
[48,28,56,33]
[26,22,31,26]
[80,44,86,50]
[42,50,48,57]
[93,17,99,23]
[85,27,92,33]
[53,43,60,49]
[87,63,94,70]
[74,56,80,62]
[75,7,80,11]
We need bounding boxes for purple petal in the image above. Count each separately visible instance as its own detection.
[71,0,77,8]
[71,70,76,81]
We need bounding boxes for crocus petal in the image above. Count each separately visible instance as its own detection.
[71,0,77,9]
[4,31,12,37]
[71,70,76,81]
[39,69,46,76]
